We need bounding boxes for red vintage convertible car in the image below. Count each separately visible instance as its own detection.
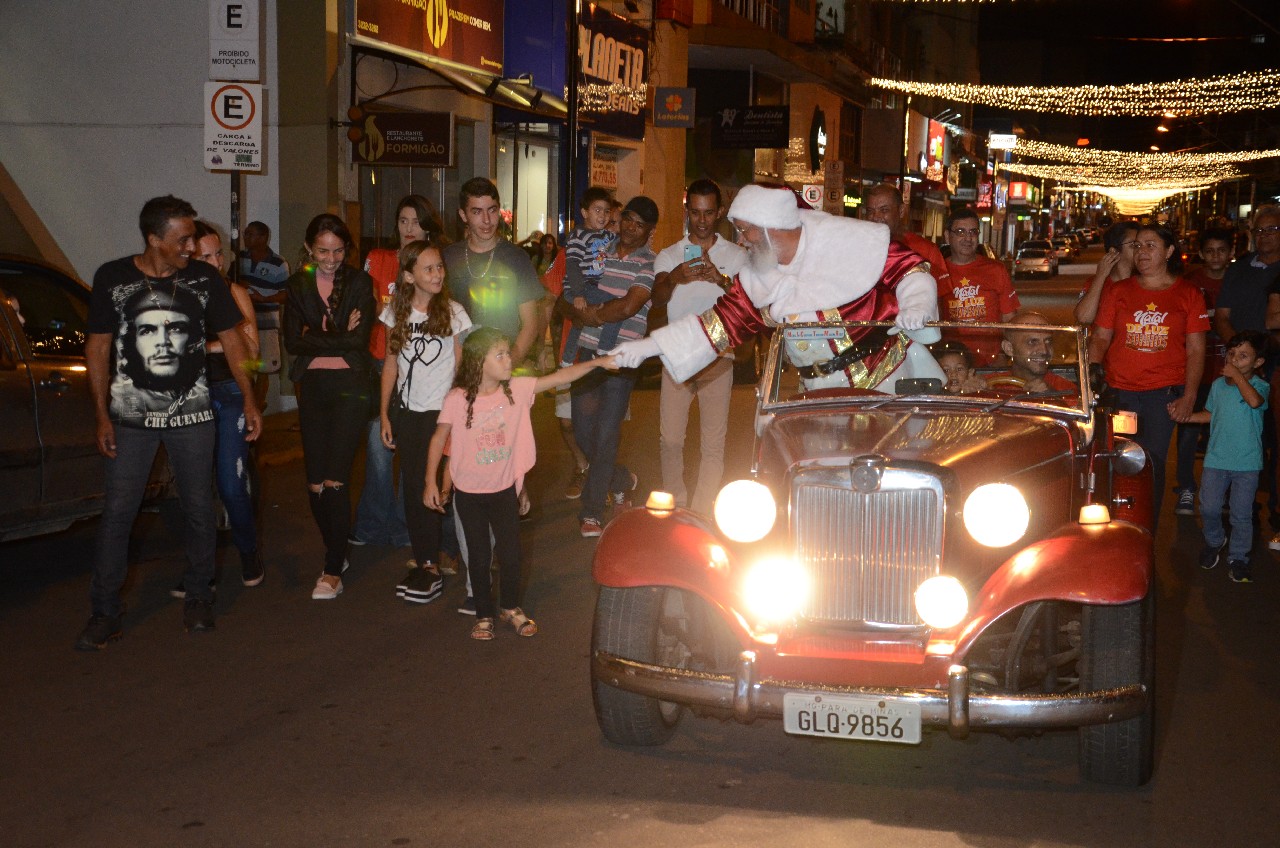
[590,321,1154,786]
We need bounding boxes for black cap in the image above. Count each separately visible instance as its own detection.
[623,195,659,225]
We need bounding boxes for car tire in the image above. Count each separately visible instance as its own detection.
[592,586,707,746]
[1078,596,1155,786]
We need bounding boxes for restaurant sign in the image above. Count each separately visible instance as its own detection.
[354,0,503,75]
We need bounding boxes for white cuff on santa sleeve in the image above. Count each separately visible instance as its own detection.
[653,314,720,383]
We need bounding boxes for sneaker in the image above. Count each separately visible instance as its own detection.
[74,614,123,651]
[311,574,344,600]
[438,551,460,576]
[610,471,639,510]
[347,535,368,546]
[580,517,603,538]
[395,559,417,598]
[182,598,216,633]
[1228,560,1253,583]
[1268,532,1280,552]
[1199,542,1224,571]
[403,565,444,605]
[457,596,477,616]
[241,550,265,587]
[518,487,533,521]
[1174,489,1195,516]
[169,578,217,600]
[565,465,588,500]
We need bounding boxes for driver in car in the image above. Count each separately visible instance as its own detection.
[974,311,1077,395]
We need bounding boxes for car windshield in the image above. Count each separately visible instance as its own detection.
[760,320,1089,416]
[1018,249,1048,258]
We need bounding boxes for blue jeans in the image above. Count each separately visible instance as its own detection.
[211,380,258,557]
[1174,384,1211,494]
[1199,466,1258,561]
[571,354,637,523]
[91,422,216,617]
[1115,384,1183,530]
[351,360,409,546]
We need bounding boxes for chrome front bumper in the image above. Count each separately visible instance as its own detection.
[592,650,1148,738]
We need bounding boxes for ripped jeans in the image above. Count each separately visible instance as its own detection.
[299,369,369,574]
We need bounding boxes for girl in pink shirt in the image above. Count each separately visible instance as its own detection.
[425,327,616,640]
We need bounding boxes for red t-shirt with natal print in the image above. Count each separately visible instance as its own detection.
[940,255,1020,323]
[1094,276,1211,391]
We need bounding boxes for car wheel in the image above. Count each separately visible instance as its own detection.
[592,586,709,745]
[1078,596,1154,786]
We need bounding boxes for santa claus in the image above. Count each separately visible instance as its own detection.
[609,184,945,392]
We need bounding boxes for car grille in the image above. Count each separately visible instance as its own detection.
[792,469,944,626]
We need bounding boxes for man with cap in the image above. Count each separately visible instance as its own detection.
[609,184,943,392]
[561,195,659,538]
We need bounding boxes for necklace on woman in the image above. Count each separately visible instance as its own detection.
[465,244,496,279]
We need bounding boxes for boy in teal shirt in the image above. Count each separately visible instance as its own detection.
[1192,331,1269,582]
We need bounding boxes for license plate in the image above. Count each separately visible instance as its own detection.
[783,693,922,744]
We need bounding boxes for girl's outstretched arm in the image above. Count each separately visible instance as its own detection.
[424,423,452,512]
[532,354,619,394]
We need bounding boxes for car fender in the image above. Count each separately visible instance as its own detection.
[592,507,756,642]
[953,521,1152,659]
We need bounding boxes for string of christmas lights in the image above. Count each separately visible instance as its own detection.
[869,70,1280,116]
[1000,160,1243,186]
[1012,138,1280,167]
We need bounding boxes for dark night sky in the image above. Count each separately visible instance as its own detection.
[976,0,1280,154]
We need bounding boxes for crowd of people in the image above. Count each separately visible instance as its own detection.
[74,181,1274,652]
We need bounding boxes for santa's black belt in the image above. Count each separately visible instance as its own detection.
[794,327,892,380]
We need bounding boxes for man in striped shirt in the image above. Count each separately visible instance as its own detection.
[563,195,658,537]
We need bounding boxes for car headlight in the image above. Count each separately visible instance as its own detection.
[742,557,810,623]
[714,479,776,543]
[963,483,1030,548]
[914,575,969,629]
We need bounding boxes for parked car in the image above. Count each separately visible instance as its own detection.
[0,255,170,542]
[1013,247,1056,278]
[591,320,1155,786]
[1051,236,1076,261]
[1018,239,1058,274]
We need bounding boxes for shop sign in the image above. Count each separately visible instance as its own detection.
[578,8,648,140]
[925,120,945,185]
[1009,181,1030,205]
[209,1,260,81]
[711,105,789,149]
[988,132,1018,150]
[975,179,993,211]
[350,111,454,167]
[653,87,695,129]
[204,81,262,171]
[953,187,977,200]
[591,147,618,189]
[354,0,503,76]
[815,0,845,38]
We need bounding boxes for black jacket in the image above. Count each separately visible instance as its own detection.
[283,265,376,382]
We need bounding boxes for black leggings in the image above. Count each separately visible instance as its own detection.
[453,486,522,620]
[395,408,442,567]
[299,369,369,574]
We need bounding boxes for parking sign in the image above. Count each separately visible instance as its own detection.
[204,82,263,171]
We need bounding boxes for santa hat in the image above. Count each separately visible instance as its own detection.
[728,184,802,230]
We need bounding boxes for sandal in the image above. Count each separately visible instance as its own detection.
[499,607,538,637]
[470,618,495,641]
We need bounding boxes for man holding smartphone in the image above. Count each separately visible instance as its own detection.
[649,179,747,514]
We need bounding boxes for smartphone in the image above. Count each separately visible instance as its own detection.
[684,243,703,264]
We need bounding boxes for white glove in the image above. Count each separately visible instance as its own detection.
[607,336,661,368]
[893,269,938,331]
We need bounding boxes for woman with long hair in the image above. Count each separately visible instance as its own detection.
[283,213,376,599]
[352,194,450,548]
[379,238,470,604]
[1088,224,1209,525]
